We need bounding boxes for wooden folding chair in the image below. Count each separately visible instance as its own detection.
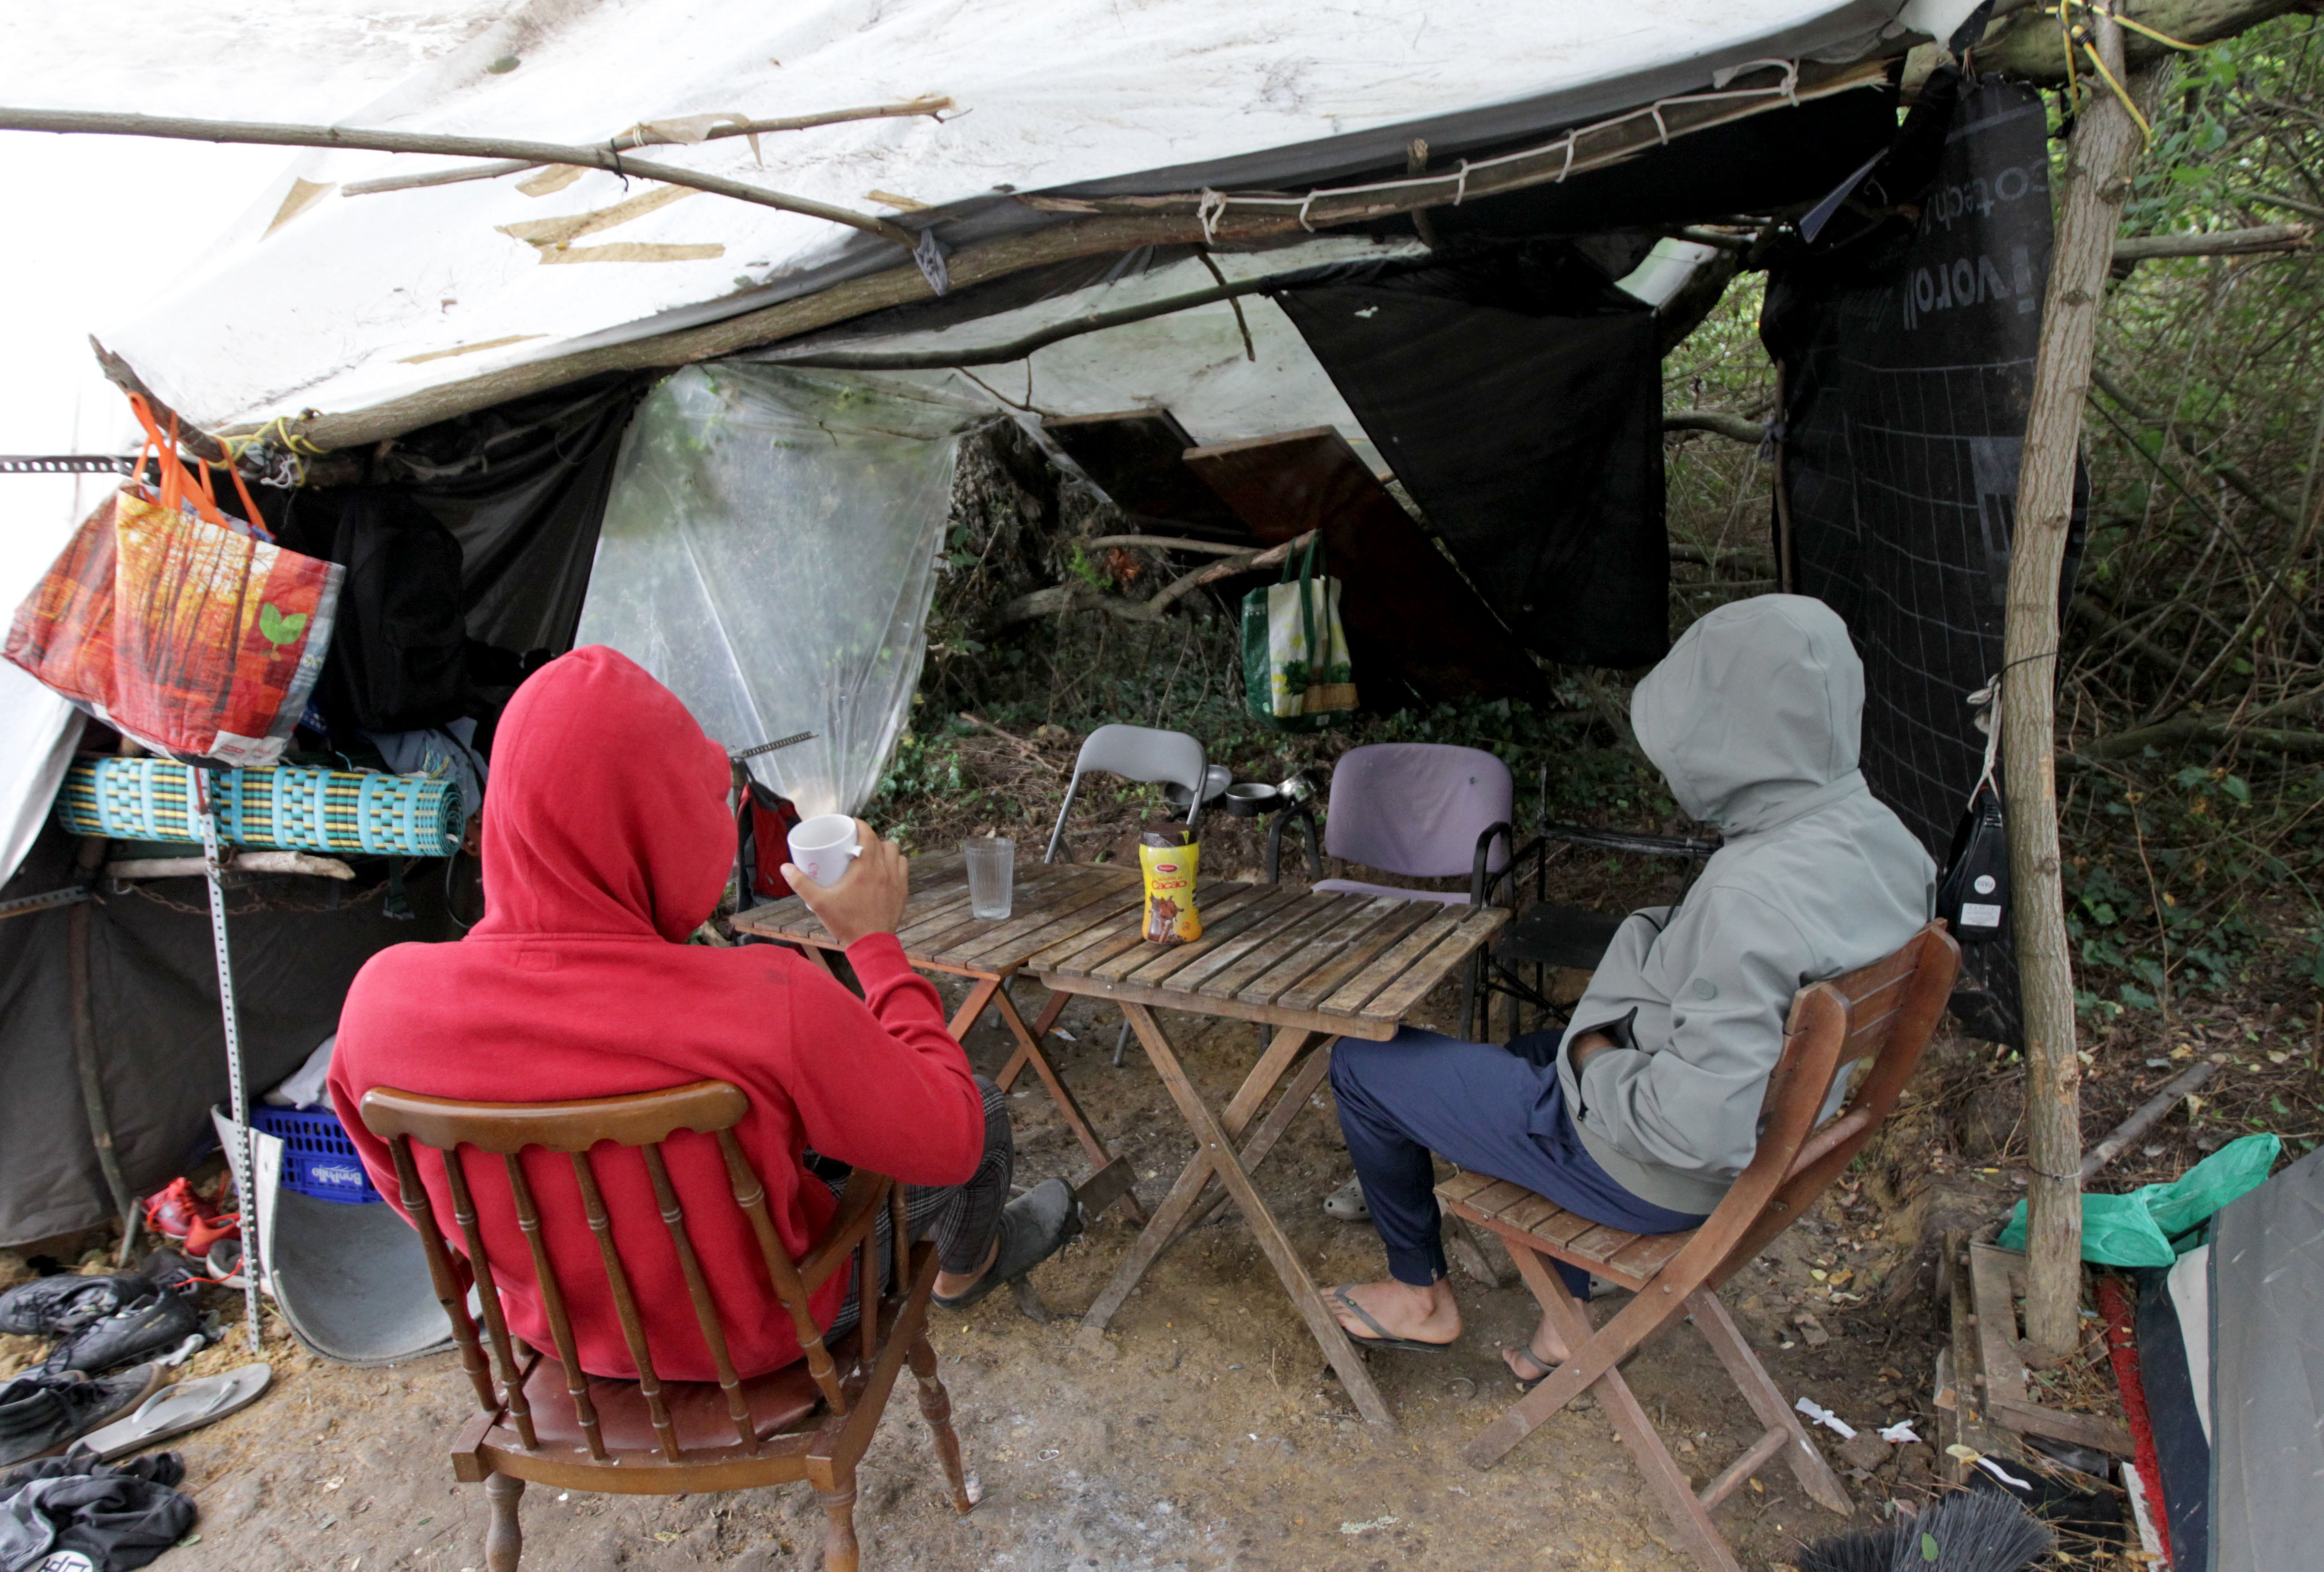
[1437,922,1960,1572]
[357,1080,972,1572]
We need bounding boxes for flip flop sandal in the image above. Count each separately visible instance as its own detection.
[1502,1342,1559,1389]
[1328,1286,1453,1354]
[68,1363,273,1463]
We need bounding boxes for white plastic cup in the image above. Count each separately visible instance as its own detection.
[786,814,863,890]
[963,837,1015,920]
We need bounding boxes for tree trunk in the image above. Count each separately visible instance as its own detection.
[2003,12,2150,1362]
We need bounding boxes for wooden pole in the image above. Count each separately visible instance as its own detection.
[0,106,919,248]
[340,96,953,196]
[2003,5,2150,1362]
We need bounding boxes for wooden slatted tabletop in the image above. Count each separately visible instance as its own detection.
[1030,881,1506,1041]
[729,851,1146,974]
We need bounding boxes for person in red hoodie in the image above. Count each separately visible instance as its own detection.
[329,646,1079,1381]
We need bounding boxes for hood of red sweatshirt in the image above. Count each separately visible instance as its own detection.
[470,646,732,942]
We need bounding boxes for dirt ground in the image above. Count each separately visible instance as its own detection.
[6,960,1996,1572]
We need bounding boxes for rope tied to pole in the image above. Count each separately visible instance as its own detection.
[2042,0,2200,144]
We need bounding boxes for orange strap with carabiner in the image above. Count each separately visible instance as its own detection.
[127,394,271,540]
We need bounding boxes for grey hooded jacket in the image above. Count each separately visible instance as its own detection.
[1555,596,1935,1215]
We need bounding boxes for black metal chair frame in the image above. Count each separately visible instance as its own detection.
[1472,822,1720,1041]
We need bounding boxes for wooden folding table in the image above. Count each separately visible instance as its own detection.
[730,852,1151,1223]
[1030,880,1507,1426]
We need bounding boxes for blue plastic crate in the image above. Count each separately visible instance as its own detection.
[250,1103,383,1204]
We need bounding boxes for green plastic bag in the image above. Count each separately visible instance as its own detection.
[1997,1132,2280,1267]
[1240,534,1356,732]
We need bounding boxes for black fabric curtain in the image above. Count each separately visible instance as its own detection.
[1762,74,2082,1046]
[0,822,457,1247]
[1279,275,1669,669]
[269,372,647,657]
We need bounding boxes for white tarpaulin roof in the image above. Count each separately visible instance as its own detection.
[0,0,515,887]
[103,0,1957,437]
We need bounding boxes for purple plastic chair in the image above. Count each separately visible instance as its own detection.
[1291,744,1515,1034]
[1310,744,1513,904]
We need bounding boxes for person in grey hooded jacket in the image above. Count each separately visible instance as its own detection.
[1325,595,1934,1377]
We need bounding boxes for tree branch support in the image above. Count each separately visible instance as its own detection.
[2003,15,2158,1362]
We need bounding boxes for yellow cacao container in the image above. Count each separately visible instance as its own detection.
[1137,830,1201,944]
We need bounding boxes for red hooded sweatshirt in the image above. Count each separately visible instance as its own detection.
[329,646,985,1380]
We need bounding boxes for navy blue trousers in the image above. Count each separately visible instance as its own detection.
[1329,1027,1708,1299]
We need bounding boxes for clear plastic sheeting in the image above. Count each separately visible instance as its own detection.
[579,366,991,818]
[752,239,1423,472]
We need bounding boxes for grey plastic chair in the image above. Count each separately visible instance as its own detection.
[1043,724,1206,1064]
[1042,724,1207,864]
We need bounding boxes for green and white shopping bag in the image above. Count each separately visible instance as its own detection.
[1240,535,1356,731]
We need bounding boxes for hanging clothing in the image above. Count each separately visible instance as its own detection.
[330,646,986,1380]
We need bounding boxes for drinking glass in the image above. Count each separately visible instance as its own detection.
[963,837,1015,919]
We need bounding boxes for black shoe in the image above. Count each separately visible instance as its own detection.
[138,1248,206,1298]
[0,1365,163,1467]
[0,1273,157,1338]
[43,1290,200,1376]
[933,1179,1085,1311]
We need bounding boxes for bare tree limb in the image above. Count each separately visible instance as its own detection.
[2001,15,2152,1362]
[1976,0,2315,84]
[91,340,226,463]
[2069,684,2324,760]
[0,105,920,247]
[1664,410,1766,445]
[341,96,953,196]
[992,531,1314,628]
[2111,222,2312,262]
[2081,1060,2220,1181]
[1083,535,1254,556]
[2237,186,2324,220]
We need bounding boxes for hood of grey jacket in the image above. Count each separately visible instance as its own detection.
[1630,595,1864,835]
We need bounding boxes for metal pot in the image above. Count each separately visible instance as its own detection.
[1162,765,1233,811]
[1220,782,1281,818]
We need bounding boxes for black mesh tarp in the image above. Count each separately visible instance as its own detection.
[1762,75,2076,1045]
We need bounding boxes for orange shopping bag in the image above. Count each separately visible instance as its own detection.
[3,400,342,768]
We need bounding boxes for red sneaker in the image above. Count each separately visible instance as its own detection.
[143,1178,239,1256]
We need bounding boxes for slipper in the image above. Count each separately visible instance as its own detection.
[1502,1342,1558,1388]
[68,1363,273,1463]
[933,1179,1083,1311]
[1328,1286,1453,1354]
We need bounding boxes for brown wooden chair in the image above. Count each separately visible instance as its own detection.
[356,1079,973,1572]
[1436,921,1961,1572]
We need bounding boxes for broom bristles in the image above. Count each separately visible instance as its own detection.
[1893,1489,2057,1572]
[1798,1487,2056,1572]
